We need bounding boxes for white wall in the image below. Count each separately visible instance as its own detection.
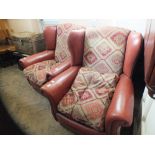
[7,19,147,36]
[42,19,114,27]
[7,19,42,34]
[142,88,155,134]
[42,19,147,35]
[113,19,146,36]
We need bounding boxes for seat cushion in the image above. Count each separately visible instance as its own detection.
[23,60,59,87]
[83,27,130,75]
[58,67,119,131]
[55,23,85,63]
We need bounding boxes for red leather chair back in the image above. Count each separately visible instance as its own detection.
[44,26,57,50]
[123,32,142,78]
[68,29,85,66]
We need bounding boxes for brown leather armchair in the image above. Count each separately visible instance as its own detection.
[41,27,142,135]
[19,23,84,91]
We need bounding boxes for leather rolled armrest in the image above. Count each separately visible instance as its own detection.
[18,50,55,70]
[46,58,71,80]
[105,74,134,134]
[41,66,80,106]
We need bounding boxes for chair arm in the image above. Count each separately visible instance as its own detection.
[46,58,71,80]
[41,66,80,105]
[105,74,134,134]
[18,50,55,70]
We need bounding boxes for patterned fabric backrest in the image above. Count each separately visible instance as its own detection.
[55,23,85,63]
[83,27,130,75]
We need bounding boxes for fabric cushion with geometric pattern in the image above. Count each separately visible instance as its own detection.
[83,27,130,75]
[58,67,119,131]
[23,60,60,87]
[55,23,85,63]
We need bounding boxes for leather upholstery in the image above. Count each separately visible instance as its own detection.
[46,58,71,80]
[41,66,80,118]
[68,29,85,66]
[105,74,134,134]
[41,66,80,104]
[56,27,132,133]
[19,26,57,70]
[41,26,142,134]
[19,50,55,70]
[44,26,57,50]
[123,32,142,77]
[20,24,142,134]
[20,24,84,89]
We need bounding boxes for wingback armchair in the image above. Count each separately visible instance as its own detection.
[19,23,84,91]
[41,26,142,135]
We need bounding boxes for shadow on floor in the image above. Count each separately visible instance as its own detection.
[0,98,25,135]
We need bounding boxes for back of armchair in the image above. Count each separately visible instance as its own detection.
[44,26,57,50]
[83,27,130,75]
[55,23,85,63]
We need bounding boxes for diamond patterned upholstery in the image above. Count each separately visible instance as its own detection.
[58,67,119,131]
[55,23,85,62]
[58,27,130,131]
[83,27,130,75]
[23,60,59,87]
[23,23,84,87]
